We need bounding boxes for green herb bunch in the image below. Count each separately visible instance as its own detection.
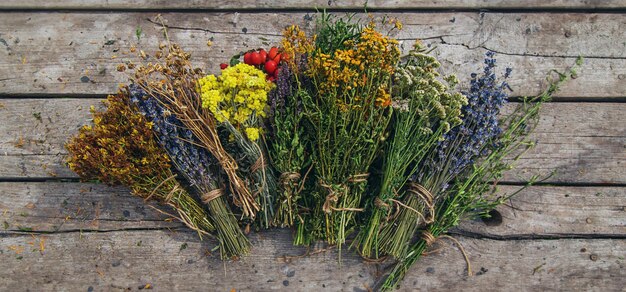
[301,13,401,254]
[354,43,467,259]
[379,57,583,291]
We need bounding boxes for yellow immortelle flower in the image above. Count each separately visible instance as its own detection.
[198,63,272,140]
[244,127,260,141]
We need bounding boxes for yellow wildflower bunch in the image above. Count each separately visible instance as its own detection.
[198,63,273,141]
[307,23,400,103]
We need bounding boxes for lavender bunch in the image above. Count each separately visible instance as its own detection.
[377,52,509,259]
[425,51,511,186]
[379,55,582,290]
[130,85,250,259]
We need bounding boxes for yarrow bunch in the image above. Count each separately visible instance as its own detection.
[378,52,510,261]
[64,12,581,290]
[355,42,467,258]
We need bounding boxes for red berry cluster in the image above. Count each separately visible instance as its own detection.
[244,47,282,81]
[219,47,282,81]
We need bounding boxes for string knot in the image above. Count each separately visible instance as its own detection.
[346,173,369,183]
[406,182,435,224]
[201,188,224,204]
[279,172,301,186]
[319,180,364,213]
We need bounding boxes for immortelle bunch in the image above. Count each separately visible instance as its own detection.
[65,89,215,237]
[129,85,250,259]
[379,56,583,291]
[266,25,315,230]
[301,14,400,252]
[128,42,259,220]
[198,63,277,229]
[354,43,466,259]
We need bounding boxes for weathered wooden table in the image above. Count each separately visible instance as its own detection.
[1,2,624,291]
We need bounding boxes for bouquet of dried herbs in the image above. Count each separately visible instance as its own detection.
[266,62,311,228]
[130,85,250,259]
[354,43,467,259]
[65,89,215,238]
[297,14,401,253]
[130,43,259,222]
[198,63,278,229]
[62,12,581,289]
[378,54,583,291]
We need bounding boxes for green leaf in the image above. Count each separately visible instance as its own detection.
[135,26,142,41]
[291,134,300,148]
[229,54,241,66]
[296,145,304,158]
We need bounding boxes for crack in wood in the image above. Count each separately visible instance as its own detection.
[449,229,626,240]
[435,37,626,60]
[0,226,186,237]
[3,227,624,241]
[145,17,281,37]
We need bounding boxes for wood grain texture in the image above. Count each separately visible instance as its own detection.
[1,100,624,184]
[0,12,624,97]
[0,182,179,233]
[457,185,626,237]
[0,6,624,291]
[0,229,624,291]
[1,0,626,10]
[1,182,623,237]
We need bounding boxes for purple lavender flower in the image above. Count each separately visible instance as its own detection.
[129,84,220,193]
[266,55,309,139]
[421,51,511,189]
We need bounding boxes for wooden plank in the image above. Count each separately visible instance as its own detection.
[2,100,624,184]
[1,182,623,237]
[0,182,178,233]
[0,12,624,98]
[2,0,626,10]
[0,229,623,291]
[456,185,626,237]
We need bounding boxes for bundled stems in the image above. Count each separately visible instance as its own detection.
[301,16,400,257]
[267,61,311,228]
[379,57,582,291]
[130,85,250,258]
[131,44,259,219]
[357,44,467,259]
[65,90,216,239]
[221,121,277,228]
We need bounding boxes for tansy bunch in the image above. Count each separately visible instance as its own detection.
[199,63,273,141]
